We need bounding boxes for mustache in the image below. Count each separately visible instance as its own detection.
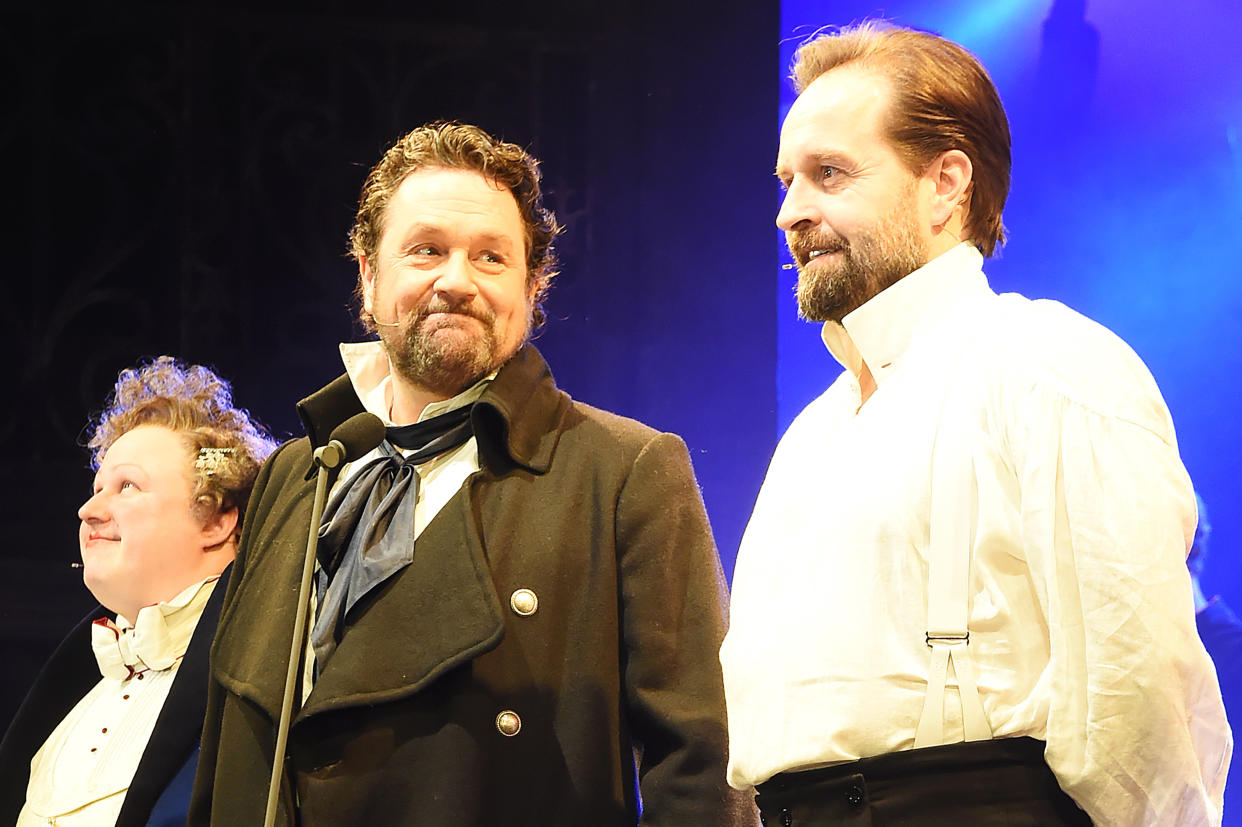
[786,228,848,268]
[413,299,495,326]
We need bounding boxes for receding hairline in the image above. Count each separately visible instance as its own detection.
[779,62,909,176]
[790,20,913,92]
[788,26,930,164]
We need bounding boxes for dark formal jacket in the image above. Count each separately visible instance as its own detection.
[0,568,230,827]
[188,345,755,826]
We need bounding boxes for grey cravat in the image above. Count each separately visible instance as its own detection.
[310,405,474,670]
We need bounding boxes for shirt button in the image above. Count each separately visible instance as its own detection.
[846,783,865,807]
[495,710,522,737]
[509,588,538,617]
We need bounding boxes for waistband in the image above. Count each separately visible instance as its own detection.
[758,736,1048,795]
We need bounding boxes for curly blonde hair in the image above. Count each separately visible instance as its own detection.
[348,121,564,329]
[86,356,277,535]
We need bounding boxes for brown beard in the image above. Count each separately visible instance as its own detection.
[789,191,928,324]
[380,298,525,397]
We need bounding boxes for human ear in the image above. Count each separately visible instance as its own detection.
[199,506,239,551]
[359,256,376,315]
[928,149,973,229]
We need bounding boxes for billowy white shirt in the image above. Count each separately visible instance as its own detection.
[720,243,1230,826]
[18,576,219,826]
[302,341,490,694]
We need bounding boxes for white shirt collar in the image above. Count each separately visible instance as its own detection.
[338,340,493,425]
[94,575,220,679]
[820,242,990,385]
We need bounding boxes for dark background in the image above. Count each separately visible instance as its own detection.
[1,1,779,731]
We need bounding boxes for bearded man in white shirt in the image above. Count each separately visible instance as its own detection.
[720,20,1230,827]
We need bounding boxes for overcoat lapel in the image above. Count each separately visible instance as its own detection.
[211,455,505,725]
[302,479,504,716]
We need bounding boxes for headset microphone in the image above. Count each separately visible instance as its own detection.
[373,318,401,327]
[371,310,402,328]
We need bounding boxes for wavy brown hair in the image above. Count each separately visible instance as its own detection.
[349,121,564,329]
[86,356,277,536]
[792,21,1012,257]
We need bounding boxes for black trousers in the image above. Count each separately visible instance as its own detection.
[754,737,1092,826]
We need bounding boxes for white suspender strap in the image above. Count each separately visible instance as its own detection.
[914,394,993,748]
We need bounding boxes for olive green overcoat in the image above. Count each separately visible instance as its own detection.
[188,345,755,826]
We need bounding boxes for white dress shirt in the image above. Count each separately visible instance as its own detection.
[18,577,219,826]
[720,243,1231,826]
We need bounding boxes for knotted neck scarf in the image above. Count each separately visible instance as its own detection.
[310,403,476,671]
[90,576,219,680]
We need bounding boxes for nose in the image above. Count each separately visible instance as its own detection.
[776,177,820,233]
[78,491,109,525]
[432,250,480,302]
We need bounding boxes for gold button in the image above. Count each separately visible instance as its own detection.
[509,588,538,616]
[495,710,522,737]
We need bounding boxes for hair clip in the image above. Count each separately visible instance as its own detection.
[196,447,235,477]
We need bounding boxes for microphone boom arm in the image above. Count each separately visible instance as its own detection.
[263,412,384,826]
[263,457,332,827]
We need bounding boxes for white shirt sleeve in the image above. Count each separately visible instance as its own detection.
[1005,316,1231,826]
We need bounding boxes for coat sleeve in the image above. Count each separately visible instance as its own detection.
[1006,342,1231,826]
[186,439,292,826]
[614,431,758,826]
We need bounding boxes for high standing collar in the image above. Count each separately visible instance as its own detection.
[471,345,570,475]
[298,374,365,451]
[296,344,569,475]
[820,243,993,387]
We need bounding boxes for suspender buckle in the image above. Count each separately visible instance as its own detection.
[925,630,970,647]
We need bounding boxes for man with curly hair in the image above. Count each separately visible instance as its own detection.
[0,356,275,827]
[190,122,752,825]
